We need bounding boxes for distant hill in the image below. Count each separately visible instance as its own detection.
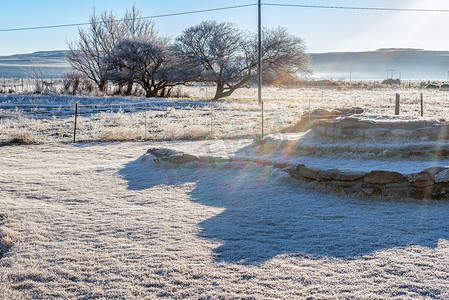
[1,48,449,80]
[310,48,449,80]
[0,50,70,78]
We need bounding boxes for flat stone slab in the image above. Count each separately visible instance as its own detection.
[145,147,199,164]
[235,133,449,199]
[286,162,449,199]
[147,138,449,199]
[364,170,404,184]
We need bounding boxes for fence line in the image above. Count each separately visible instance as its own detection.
[0,90,448,144]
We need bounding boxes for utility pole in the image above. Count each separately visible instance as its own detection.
[386,69,394,80]
[258,0,263,138]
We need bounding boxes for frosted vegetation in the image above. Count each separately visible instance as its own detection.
[2,84,449,297]
[1,87,449,144]
[1,141,449,298]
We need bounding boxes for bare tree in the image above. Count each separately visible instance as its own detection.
[175,21,249,100]
[175,21,310,100]
[66,5,155,93]
[66,10,120,92]
[105,38,197,97]
[120,5,157,94]
[260,27,311,85]
[122,5,156,41]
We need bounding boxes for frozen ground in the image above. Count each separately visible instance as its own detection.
[235,134,449,174]
[1,141,449,298]
[1,87,449,143]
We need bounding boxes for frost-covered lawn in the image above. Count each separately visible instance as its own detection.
[1,141,449,298]
[1,87,449,143]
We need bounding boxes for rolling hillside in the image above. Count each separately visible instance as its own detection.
[1,48,449,80]
[0,51,70,78]
[310,48,449,80]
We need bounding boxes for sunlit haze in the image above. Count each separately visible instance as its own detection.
[1,0,449,56]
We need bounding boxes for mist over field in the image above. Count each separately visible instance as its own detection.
[311,48,449,81]
[2,48,449,80]
[0,51,69,78]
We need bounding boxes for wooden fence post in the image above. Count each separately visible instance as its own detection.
[210,100,213,137]
[73,103,78,143]
[395,93,400,115]
[420,93,424,117]
[144,100,147,139]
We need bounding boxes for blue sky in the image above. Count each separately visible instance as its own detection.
[1,0,449,56]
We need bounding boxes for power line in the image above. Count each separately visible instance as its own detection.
[263,3,449,13]
[1,2,449,33]
[0,4,257,33]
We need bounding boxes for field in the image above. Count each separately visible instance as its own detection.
[1,141,449,298]
[1,86,449,144]
[1,87,449,298]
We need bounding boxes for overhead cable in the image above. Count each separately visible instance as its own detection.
[1,2,449,33]
[0,4,257,32]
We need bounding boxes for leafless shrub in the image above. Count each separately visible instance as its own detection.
[61,72,95,95]
[167,87,191,98]
[26,66,45,93]
[62,72,81,95]
[67,5,156,93]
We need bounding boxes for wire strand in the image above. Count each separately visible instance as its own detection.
[2,2,449,33]
[263,3,449,13]
[0,4,257,32]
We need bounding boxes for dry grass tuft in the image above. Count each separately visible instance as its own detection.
[97,128,144,142]
[6,129,39,145]
[164,124,210,140]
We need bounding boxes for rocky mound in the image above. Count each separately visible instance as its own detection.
[274,114,449,160]
[289,165,449,199]
[146,115,449,199]
[281,108,363,133]
[309,116,446,141]
[145,143,449,199]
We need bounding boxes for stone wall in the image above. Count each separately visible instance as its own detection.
[288,164,449,199]
[146,144,449,199]
[311,117,447,141]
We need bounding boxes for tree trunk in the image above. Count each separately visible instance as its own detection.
[213,83,238,100]
[125,81,133,95]
[145,89,154,98]
[213,77,250,100]
[144,87,159,98]
[213,83,225,100]
[98,79,106,92]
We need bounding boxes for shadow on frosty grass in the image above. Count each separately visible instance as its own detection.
[118,146,449,265]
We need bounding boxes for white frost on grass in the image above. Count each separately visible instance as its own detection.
[1,141,449,298]
[286,156,449,173]
[235,132,449,174]
[2,87,449,143]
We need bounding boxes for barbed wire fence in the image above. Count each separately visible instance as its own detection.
[1,87,449,144]
[0,95,289,143]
